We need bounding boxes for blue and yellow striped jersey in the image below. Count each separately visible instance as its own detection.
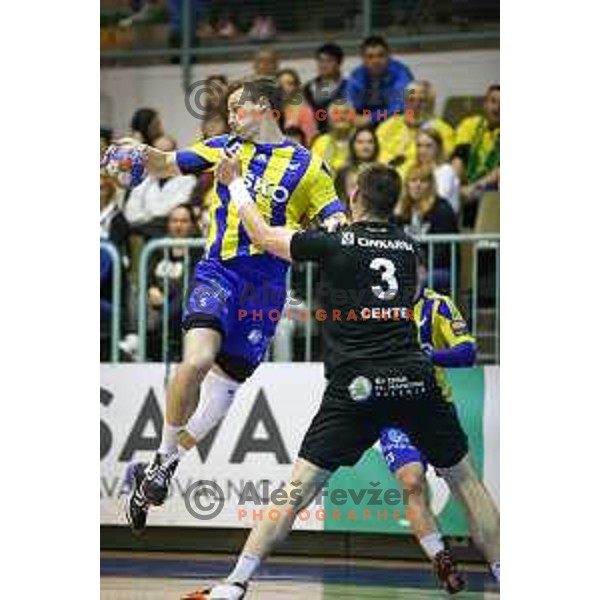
[176,135,344,274]
[414,288,475,399]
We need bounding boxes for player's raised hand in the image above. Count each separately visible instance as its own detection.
[216,154,242,186]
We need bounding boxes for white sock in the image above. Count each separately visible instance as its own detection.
[490,561,500,582]
[226,553,261,584]
[419,532,445,560]
[158,423,184,456]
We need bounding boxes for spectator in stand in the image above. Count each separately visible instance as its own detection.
[394,163,458,293]
[347,36,414,125]
[415,128,460,214]
[146,204,202,362]
[452,84,500,228]
[124,135,197,238]
[377,80,455,175]
[101,127,112,159]
[201,111,229,139]
[253,48,280,77]
[283,126,307,147]
[348,124,380,169]
[311,102,355,174]
[248,15,276,41]
[100,173,130,361]
[100,174,129,258]
[277,68,318,145]
[204,74,229,117]
[130,107,164,145]
[303,43,349,134]
[334,165,358,208]
[330,124,378,208]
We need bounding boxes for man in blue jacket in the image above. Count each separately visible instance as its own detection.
[348,36,414,124]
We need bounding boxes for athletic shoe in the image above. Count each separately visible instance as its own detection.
[433,549,466,595]
[122,461,149,535]
[142,452,179,506]
[181,582,247,600]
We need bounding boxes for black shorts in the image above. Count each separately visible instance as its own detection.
[298,359,468,472]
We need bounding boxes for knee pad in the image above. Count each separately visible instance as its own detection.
[186,368,240,442]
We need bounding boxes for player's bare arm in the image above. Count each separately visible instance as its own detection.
[216,154,296,262]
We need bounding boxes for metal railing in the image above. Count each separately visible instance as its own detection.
[131,232,499,365]
[137,237,205,362]
[100,241,122,363]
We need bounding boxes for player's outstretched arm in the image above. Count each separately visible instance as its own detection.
[217,155,295,262]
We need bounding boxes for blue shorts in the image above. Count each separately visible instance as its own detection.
[379,426,427,474]
[182,257,287,382]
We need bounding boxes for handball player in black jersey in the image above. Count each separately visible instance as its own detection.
[181,160,499,600]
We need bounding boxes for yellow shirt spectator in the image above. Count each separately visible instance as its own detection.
[377,115,456,179]
[454,115,500,184]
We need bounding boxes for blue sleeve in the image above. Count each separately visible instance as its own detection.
[317,199,347,220]
[431,341,476,368]
[176,150,214,175]
[386,62,415,114]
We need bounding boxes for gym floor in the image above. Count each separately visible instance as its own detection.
[100,552,500,599]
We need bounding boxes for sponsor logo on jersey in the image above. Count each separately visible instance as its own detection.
[348,376,373,402]
[247,328,264,345]
[244,172,290,204]
[451,319,468,335]
[357,237,414,251]
[341,231,355,246]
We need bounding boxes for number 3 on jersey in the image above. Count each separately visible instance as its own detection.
[370,257,399,300]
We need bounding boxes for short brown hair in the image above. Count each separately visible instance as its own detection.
[357,164,401,219]
[228,78,284,116]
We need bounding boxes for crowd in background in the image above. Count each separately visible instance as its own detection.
[100,34,500,362]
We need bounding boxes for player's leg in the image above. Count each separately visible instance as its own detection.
[380,426,464,594]
[184,368,378,600]
[436,454,500,582]
[123,327,222,534]
[180,457,332,600]
[400,364,500,583]
[380,427,440,550]
[124,260,236,533]
[222,458,331,592]
[398,462,438,540]
[161,328,222,452]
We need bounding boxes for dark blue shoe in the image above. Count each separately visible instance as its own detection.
[142,453,180,507]
[122,462,149,535]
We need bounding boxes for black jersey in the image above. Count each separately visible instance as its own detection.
[290,220,423,377]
